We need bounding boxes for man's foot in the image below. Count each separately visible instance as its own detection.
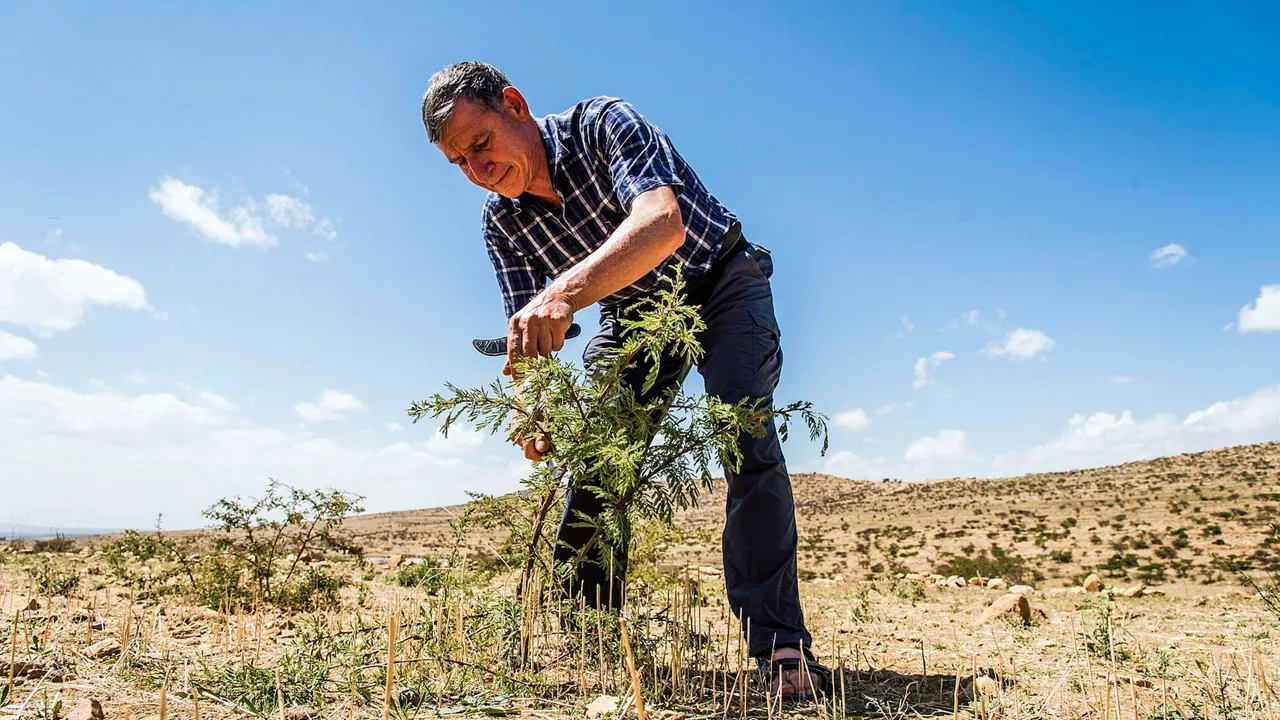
[761,646,829,699]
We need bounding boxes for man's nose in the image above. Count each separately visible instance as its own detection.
[469,154,494,182]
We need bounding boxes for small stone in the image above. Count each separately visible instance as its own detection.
[1123,583,1146,598]
[386,554,404,569]
[1008,584,1035,595]
[25,598,40,611]
[285,708,320,720]
[84,637,122,659]
[586,695,621,719]
[903,573,924,581]
[968,576,987,587]
[1146,590,1166,597]
[975,676,999,695]
[66,698,105,720]
[987,578,1008,590]
[1082,573,1103,592]
[978,593,1032,626]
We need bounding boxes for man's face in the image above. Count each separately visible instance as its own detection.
[436,89,536,199]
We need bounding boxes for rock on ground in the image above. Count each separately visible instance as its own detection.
[84,637,121,660]
[1123,583,1147,598]
[1009,584,1035,595]
[66,699,104,720]
[586,695,621,719]
[386,554,404,569]
[978,592,1032,626]
[987,578,1008,590]
[1083,573,1103,592]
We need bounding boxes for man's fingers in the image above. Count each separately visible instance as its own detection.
[506,319,521,371]
[538,325,556,358]
[535,436,550,453]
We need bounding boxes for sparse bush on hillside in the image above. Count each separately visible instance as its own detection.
[936,544,1028,583]
[1219,522,1280,621]
[100,479,364,611]
[395,557,453,595]
[32,533,76,554]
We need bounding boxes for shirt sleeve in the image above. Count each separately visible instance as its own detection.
[483,211,546,319]
[593,98,686,212]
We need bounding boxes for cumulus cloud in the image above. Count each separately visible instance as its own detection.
[150,178,338,253]
[913,351,954,389]
[0,331,38,361]
[294,389,368,423]
[823,428,977,480]
[832,409,870,432]
[982,329,1055,360]
[1149,243,1189,268]
[896,316,915,338]
[149,177,276,248]
[1238,285,1280,334]
[992,384,1280,477]
[0,375,521,527]
[961,310,981,327]
[0,242,149,335]
[265,194,316,229]
[904,429,969,463]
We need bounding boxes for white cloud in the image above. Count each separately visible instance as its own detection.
[386,422,403,432]
[991,384,1280,477]
[982,328,1055,360]
[0,242,149,334]
[0,375,522,528]
[896,316,915,338]
[1239,285,1280,334]
[1149,243,1189,268]
[904,429,969,463]
[311,218,338,242]
[305,251,331,263]
[265,194,316,229]
[294,389,368,423]
[149,177,277,248]
[961,310,981,327]
[1108,375,1137,384]
[0,331,38,361]
[832,409,870,432]
[913,351,954,389]
[823,428,976,480]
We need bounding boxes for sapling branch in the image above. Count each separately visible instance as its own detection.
[408,264,829,613]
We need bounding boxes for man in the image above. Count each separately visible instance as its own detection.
[421,61,829,698]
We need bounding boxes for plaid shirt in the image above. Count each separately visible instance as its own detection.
[482,96,738,318]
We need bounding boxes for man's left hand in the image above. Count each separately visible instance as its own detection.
[503,291,575,376]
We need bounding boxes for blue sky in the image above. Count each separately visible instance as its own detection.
[2,1,1278,530]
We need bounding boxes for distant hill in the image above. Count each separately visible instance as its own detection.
[339,440,1280,588]
[1,526,124,542]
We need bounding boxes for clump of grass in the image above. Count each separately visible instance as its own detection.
[26,557,79,596]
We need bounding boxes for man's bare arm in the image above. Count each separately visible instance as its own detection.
[547,186,685,311]
[505,185,685,365]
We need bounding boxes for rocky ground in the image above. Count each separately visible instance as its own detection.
[1,441,1276,719]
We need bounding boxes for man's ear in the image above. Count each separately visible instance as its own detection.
[502,86,530,119]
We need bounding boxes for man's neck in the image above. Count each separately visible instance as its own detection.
[522,120,561,208]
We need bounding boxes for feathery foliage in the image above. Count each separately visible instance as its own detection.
[407,267,829,595]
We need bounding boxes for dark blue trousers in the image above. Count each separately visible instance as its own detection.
[551,238,812,658]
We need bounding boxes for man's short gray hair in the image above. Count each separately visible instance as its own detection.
[421,61,511,143]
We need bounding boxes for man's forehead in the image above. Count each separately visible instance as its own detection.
[439,99,494,153]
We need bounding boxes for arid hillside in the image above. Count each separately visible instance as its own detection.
[342,440,1280,588]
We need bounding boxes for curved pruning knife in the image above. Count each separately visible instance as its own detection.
[471,323,582,357]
